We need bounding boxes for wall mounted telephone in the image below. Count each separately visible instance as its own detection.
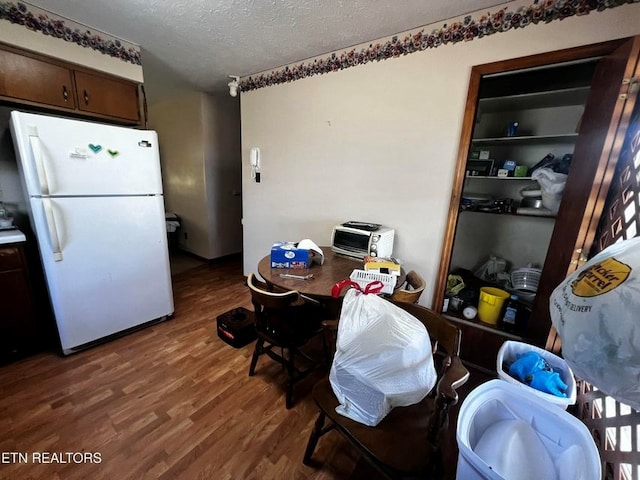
[250,147,261,182]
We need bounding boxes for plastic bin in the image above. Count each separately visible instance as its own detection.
[496,340,576,409]
[456,379,600,480]
[165,213,181,252]
[477,287,510,325]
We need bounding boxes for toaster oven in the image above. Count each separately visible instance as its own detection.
[331,223,395,259]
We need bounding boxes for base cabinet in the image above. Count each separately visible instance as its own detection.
[445,316,519,372]
[0,243,39,361]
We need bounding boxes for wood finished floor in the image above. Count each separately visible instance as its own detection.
[0,256,491,479]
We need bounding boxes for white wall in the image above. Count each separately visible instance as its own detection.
[202,94,243,258]
[0,20,143,82]
[147,91,242,259]
[148,93,210,256]
[240,3,640,307]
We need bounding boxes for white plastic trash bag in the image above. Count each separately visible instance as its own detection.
[550,237,640,410]
[329,281,437,426]
[532,168,568,214]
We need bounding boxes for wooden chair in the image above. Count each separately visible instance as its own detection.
[247,273,327,409]
[391,270,426,304]
[303,300,469,478]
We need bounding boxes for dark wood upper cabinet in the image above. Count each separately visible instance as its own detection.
[74,70,140,122]
[0,48,76,109]
[434,36,640,370]
[0,43,142,125]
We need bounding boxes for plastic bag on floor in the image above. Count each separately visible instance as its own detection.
[550,237,640,410]
[329,280,437,426]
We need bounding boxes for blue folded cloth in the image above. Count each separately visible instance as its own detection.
[528,370,568,398]
[508,351,568,398]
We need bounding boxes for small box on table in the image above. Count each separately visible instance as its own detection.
[270,242,310,269]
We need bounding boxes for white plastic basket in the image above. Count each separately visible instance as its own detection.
[510,267,541,292]
[496,340,576,409]
[349,269,397,294]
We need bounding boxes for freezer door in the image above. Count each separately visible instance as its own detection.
[30,195,174,352]
[10,111,163,196]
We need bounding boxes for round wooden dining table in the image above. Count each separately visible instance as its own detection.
[257,246,364,300]
[257,246,405,300]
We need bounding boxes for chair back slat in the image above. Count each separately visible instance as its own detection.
[247,273,299,309]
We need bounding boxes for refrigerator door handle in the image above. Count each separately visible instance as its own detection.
[28,127,51,196]
[42,198,63,261]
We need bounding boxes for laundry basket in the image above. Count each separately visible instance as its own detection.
[456,379,600,480]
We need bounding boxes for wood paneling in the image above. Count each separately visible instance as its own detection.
[0,256,491,479]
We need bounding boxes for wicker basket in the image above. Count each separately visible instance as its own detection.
[349,269,397,294]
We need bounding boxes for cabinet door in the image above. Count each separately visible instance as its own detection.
[0,245,38,359]
[74,70,140,122]
[535,36,640,347]
[0,49,76,109]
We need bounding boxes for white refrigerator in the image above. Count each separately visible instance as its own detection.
[10,111,174,354]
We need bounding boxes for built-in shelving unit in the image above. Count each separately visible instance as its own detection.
[441,56,600,371]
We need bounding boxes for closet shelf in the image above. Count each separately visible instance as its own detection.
[465,175,533,180]
[471,133,579,144]
[477,86,590,113]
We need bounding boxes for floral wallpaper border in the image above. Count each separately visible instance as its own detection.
[241,0,640,92]
[0,1,141,65]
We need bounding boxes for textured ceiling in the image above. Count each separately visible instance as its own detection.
[26,0,510,92]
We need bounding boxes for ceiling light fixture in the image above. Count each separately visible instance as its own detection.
[228,75,240,97]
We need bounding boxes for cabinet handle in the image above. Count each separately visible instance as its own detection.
[84,90,89,104]
[62,85,69,101]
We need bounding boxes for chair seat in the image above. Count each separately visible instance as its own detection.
[304,301,468,477]
[312,378,439,475]
[257,303,324,348]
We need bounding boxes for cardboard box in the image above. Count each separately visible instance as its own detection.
[478,150,491,160]
[364,257,401,276]
[270,242,310,269]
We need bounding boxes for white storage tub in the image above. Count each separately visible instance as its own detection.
[496,340,576,409]
[456,379,600,480]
